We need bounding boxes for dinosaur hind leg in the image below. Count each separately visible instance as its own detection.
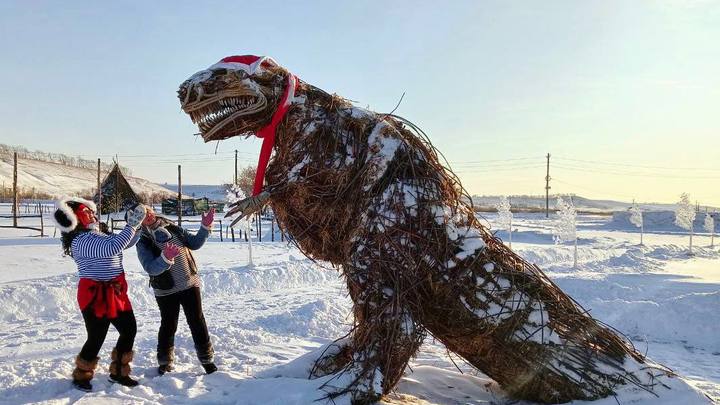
[317,272,425,405]
[309,273,366,379]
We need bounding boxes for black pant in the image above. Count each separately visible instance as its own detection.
[156,286,213,364]
[79,310,136,361]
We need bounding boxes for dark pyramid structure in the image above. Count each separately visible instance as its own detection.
[94,163,140,214]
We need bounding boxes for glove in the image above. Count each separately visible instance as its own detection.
[201,208,215,228]
[126,204,147,229]
[162,243,180,261]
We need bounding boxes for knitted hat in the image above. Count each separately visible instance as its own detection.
[53,197,97,233]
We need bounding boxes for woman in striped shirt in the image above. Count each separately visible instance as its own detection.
[53,197,146,392]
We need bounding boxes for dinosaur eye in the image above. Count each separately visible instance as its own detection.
[231,70,248,80]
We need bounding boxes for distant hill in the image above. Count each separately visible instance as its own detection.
[155,189,717,213]
[470,194,710,213]
[160,184,229,202]
[0,149,173,200]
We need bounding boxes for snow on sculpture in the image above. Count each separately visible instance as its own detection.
[629,202,644,246]
[675,193,696,254]
[495,196,513,248]
[177,55,675,404]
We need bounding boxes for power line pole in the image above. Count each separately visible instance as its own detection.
[97,158,102,215]
[112,155,119,214]
[545,153,551,218]
[234,149,238,185]
[177,164,182,227]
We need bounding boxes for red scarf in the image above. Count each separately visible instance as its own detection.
[77,273,132,319]
[252,74,297,196]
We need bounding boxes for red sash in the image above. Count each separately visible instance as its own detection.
[252,74,297,196]
[77,273,132,319]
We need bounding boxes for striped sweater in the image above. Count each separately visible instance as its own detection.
[70,225,139,281]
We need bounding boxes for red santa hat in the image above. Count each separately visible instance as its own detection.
[208,55,279,74]
[53,196,97,233]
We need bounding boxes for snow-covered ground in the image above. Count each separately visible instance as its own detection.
[0,209,718,404]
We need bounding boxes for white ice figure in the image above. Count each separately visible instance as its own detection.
[246,217,254,266]
[704,213,715,248]
[226,184,254,266]
[674,193,696,254]
[495,196,513,248]
[553,196,577,268]
[629,202,644,246]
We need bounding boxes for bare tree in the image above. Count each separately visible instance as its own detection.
[554,196,578,268]
[629,202,644,246]
[236,166,256,197]
[495,196,513,248]
[675,193,695,254]
[704,213,715,248]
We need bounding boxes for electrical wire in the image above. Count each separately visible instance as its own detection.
[555,156,720,172]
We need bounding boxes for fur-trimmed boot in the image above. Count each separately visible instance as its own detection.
[108,348,139,387]
[72,355,99,392]
[157,346,174,375]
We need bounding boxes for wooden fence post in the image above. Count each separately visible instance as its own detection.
[12,152,18,227]
[257,213,261,242]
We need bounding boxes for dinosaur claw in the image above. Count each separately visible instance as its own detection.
[229,215,245,228]
[224,204,244,218]
[225,191,272,226]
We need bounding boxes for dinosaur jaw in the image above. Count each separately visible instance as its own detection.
[183,92,268,142]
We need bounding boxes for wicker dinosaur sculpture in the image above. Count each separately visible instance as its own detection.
[177,55,671,404]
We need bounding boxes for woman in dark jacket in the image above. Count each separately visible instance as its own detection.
[135,205,217,375]
[53,197,146,391]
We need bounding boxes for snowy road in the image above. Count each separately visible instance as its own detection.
[0,213,717,404]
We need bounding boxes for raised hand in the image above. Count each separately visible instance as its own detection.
[201,208,216,227]
[162,243,180,261]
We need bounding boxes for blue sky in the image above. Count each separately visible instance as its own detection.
[1,1,718,205]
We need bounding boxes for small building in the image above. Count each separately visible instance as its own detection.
[161,197,210,216]
[94,164,140,214]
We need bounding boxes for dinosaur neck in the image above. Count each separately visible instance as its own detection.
[278,81,357,144]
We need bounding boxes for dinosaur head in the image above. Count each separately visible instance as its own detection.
[178,55,290,142]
